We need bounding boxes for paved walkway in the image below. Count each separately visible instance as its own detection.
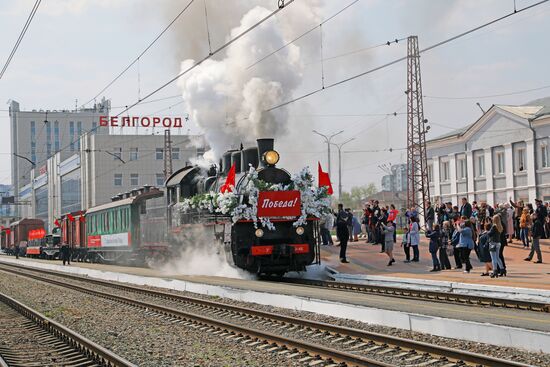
[322,237,550,290]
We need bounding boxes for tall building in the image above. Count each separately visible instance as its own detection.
[426,98,550,205]
[380,164,407,192]
[9,98,110,216]
[17,133,206,230]
[0,184,15,228]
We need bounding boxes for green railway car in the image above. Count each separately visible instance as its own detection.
[85,186,167,264]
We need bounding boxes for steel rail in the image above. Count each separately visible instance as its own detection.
[0,264,390,367]
[262,276,550,312]
[0,262,533,367]
[0,290,136,367]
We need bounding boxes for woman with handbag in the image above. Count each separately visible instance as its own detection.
[439,221,452,270]
[487,214,506,277]
[478,224,493,276]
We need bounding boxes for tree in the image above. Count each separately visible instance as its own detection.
[338,183,378,209]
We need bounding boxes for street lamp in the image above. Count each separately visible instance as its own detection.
[312,129,343,177]
[331,137,355,198]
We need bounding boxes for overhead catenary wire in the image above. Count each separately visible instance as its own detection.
[80,0,195,108]
[0,0,42,80]
[266,0,550,113]
[115,0,296,117]
[424,83,550,100]
[246,0,360,70]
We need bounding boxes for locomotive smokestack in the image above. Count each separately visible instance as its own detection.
[257,138,274,168]
[231,151,241,174]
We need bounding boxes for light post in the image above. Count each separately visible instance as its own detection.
[312,129,343,178]
[331,138,355,198]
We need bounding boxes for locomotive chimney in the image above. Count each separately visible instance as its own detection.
[231,151,242,174]
[111,196,119,202]
[241,147,259,172]
[257,138,274,168]
[117,193,124,200]
[222,150,235,174]
[131,188,140,196]
[124,192,131,198]
[142,184,151,192]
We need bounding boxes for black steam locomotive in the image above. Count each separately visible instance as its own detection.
[165,138,320,276]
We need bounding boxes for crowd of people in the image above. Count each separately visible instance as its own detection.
[320,197,550,278]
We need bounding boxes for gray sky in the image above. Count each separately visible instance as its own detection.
[1,0,549,192]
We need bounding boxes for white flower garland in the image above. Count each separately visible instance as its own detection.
[176,166,331,230]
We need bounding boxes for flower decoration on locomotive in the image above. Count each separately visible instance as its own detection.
[174,166,331,230]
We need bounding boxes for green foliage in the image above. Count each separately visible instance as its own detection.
[338,183,378,209]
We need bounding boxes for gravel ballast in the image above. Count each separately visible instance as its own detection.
[2,265,550,366]
[0,271,304,367]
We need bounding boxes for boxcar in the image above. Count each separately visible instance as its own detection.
[7,218,44,257]
[60,211,86,261]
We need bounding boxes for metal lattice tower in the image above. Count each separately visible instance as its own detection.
[163,129,173,179]
[406,36,430,221]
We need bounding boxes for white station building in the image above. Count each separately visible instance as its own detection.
[426,97,550,205]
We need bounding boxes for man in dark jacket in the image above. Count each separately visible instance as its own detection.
[61,244,71,266]
[336,204,350,263]
[460,197,472,218]
[425,201,435,231]
[535,199,547,225]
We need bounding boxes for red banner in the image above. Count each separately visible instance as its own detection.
[87,235,102,247]
[28,228,46,240]
[257,191,301,217]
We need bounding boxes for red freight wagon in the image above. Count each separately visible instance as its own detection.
[8,218,44,257]
[60,210,87,261]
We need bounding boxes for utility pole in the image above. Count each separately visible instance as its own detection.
[406,35,430,222]
[312,130,343,178]
[163,129,173,179]
[331,138,354,198]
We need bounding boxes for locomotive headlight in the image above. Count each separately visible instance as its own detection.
[263,150,280,166]
[255,228,264,238]
[295,226,305,235]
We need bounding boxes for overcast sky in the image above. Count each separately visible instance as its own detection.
[1,0,549,192]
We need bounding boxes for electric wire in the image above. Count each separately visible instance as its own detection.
[80,0,195,107]
[246,0,360,70]
[266,0,550,113]
[0,0,42,80]
[424,84,550,100]
[115,0,296,117]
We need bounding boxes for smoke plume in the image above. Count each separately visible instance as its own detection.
[176,1,322,158]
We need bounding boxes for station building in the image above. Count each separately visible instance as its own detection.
[9,99,205,230]
[426,97,550,205]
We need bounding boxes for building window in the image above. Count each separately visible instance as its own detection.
[129,147,138,161]
[113,147,122,160]
[130,173,139,186]
[156,173,165,186]
[542,144,549,168]
[114,174,122,186]
[496,152,505,174]
[172,147,180,160]
[30,121,36,163]
[54,121,60,152]
[477,155,485,177]
[70,121,75,151]
[517,148,526,172]
[77,121,82,149]
[427,164,433,183]
[441,161,450,182]
[46,121,51,157]
[156,148,163,160]
[457,158,466,179]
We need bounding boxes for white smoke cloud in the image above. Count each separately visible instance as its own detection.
[177,2,322,158]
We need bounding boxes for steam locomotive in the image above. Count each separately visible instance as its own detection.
[1,138,321,276]
[166,138,320,275]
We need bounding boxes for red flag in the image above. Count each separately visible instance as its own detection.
[54,219,61,227]
[318,162,333,195]
[5,229,10,235]
[79,216,85,223]
[220,163,236,193]
[67,214,75,222]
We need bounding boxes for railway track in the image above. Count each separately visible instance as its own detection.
[263,276,550,312]
[0,290,135,367]
[0,262,534,367]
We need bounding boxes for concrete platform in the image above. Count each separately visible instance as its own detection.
[1,255,550,353]
[323,237,550,291]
